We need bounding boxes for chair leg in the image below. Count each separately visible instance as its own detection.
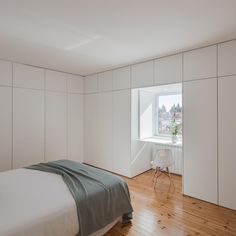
[153,167,160,181]
[154,172,159,188]
[152,167,158,182]
[154,168,163,188]
[166,167,174,189]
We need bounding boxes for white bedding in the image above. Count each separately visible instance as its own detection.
[0,168,119,236]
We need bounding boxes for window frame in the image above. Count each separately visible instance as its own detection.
[154,92,182,138]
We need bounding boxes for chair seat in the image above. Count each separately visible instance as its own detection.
[152,149,175,189]
[154,161,174,169]
[152,149,174,169]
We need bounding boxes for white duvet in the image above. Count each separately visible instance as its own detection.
[0,168,79,236]
[0,168,120,236]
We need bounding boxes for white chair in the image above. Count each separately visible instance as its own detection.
[152,149,175,188]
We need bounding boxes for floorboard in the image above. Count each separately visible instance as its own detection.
[105,170,236,236]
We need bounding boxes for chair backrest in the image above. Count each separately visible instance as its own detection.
[153,149,174,169]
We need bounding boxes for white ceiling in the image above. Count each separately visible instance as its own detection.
[0,0,236,76]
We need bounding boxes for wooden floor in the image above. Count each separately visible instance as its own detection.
[105,170,236,236]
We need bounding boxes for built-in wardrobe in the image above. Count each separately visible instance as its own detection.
[84,39,236,210]
[183,41,236,210]
[84,55,183,178]
[0,62,84,171]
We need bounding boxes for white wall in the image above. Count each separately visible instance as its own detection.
[139,91,155,139]
[0,61,84,171]
[131,89,152,177]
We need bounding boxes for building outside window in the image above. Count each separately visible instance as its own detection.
[156,93,182,137]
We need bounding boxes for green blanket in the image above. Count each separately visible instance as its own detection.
[26,160,133,236]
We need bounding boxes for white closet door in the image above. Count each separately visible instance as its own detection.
[84,75,98,94]
[154,54,182,85]
[0,87,12,171]
[97,92,113,171]
[183,78,217,204]
[67,74,84,94]
[184,45,217,81]
[45,70,67,92]
[113,66,131,90]
[218,40,236,77]
[13,88,44,168]
[45,91,67,161]
[218,75,236,210]
[0,60,12,86]
[84,93,99,166]
[68,93,83,163]
[131,61,154,88]
[98,71,113,92]
[113,90,131,177]
[13,64,44,89]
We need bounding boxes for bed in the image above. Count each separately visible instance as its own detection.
[0,160,133,236]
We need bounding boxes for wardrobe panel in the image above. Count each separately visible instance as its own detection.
[218,75,236,210]
[183,78,217,204]
[184,45,217,81]
[97,92,113,171]
[84,74,98,94]
[131,61,154,88]
[13,64,44,89]
[84,93,99,165]
[68,93,84,162]
[45,70,67,92]
[45,91,67,161]
[218,40,236,76]
[113,66,131,90]
[155,54,182,85]
[67,74,84,94]
[98,71,113,92]
[13,88,44,168]
[113,90,131,176]
[0,87,12,171]
[0,60,12,86]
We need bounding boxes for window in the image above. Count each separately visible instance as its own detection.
[156,93,182,136]
[138,83,182,140]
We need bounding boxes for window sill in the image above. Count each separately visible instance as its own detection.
[139,136,182,147]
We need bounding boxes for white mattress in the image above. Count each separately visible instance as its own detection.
[0,168,119,236]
